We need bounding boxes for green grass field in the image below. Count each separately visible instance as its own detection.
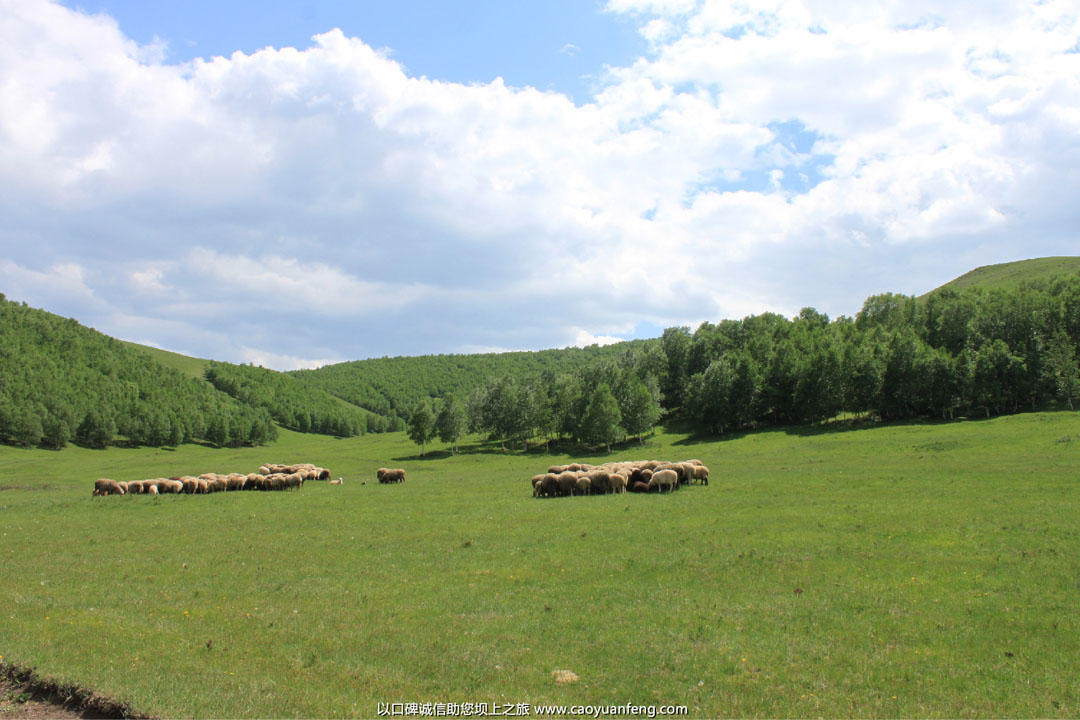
[1,415,1078,718]
[922,256,1080,296]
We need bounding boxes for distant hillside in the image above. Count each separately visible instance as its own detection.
[923,256,1080,296]
[0,294,276,449]
[289,341,656,422]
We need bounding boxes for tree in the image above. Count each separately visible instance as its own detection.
[407,401,436,456]
[619,373,660,442]
[436,395,466,454]
[580,383,622,453]
[1043,331,1079,410]
[76,409,115,449]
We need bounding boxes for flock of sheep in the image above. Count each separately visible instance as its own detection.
[91,462,332,497]
[531,459,709,498]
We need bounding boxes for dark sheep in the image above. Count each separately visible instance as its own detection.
[629,481,650,493]
[540,474,559,498]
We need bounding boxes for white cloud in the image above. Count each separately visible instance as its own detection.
[0,0,1077,368]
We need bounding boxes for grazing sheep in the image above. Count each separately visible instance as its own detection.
[195,478,208,494]
[317,468,331,480]
[270,476,286,491]
[532,477,544,497]
[629,481,650,493]
[548,465,567,474]
[116,481,129,494]
[540,474,559,498]
[693,465,710,485]
[329,478,343,485]
[180,477,198,494]
[649,469,678,493]
[575,477,592,496]
[588,471,611,495]
[92,478,125,497]
[147,484,159,496]
[258,465,270,476]
[285,474,303,490]
[609,473,627,494]
[380,468,405,483]
[126,480,144,494]
[376,468,389,482]
[557,472,578,497]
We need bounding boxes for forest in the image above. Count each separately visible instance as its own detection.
[0,294,276,449]
[2,271,1079,451]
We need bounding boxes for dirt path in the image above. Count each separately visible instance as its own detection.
[0,664,144,720]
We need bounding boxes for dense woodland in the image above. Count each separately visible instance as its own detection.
[0,294,276,449]
[205,361,373,437]
[2,269,1079,452]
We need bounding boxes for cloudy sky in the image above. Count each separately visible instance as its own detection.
[1,1,1077,369]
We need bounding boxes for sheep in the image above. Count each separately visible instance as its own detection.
[540,474,559,498]
[532,477,544,497]
[588,471,611,495]
[180,477,198,494]
[376,468,389,482]
[692,464,710,485]
[116,481,129,494]
[575,476,592,496]
[92,478,125,497]
[195,478,208,494]
[629,481,650,493]
[548,465,567,474]
[649,469,678,493]
[380,468,405,483]
[270,475,286,491]
[147,484,159,496]
[317,468,331,480]
[329,478,343,485]
[285,474,303,490]
[557,472,578,497]
[126,480,144,494]
[609,473,627,494]
[162,479,184,494]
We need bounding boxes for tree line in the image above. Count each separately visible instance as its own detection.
[404,277,1080,453]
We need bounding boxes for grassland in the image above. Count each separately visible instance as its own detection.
[922,256,1080,296]
[1,414,1078,718]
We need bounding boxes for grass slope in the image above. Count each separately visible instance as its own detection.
[923,256,1080,296]
[119,341,210,381]
[1,416,1078,717]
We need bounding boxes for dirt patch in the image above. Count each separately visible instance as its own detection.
[0,664,147,719]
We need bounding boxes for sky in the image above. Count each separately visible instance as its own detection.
[1,1,1078,370]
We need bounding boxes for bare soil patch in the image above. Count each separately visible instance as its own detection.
[0,664,146,720]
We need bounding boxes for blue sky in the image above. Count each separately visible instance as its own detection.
[65,0,647,102]
[3,1,1079,368]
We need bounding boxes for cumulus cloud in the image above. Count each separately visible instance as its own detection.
[0,0,1077,368]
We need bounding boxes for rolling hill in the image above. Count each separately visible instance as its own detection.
[922,256,1080,296]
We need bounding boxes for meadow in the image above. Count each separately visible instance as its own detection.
[0,413,1078,718]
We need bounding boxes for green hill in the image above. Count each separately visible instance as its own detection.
[119,340,210,380]
[923,256,1080,296]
